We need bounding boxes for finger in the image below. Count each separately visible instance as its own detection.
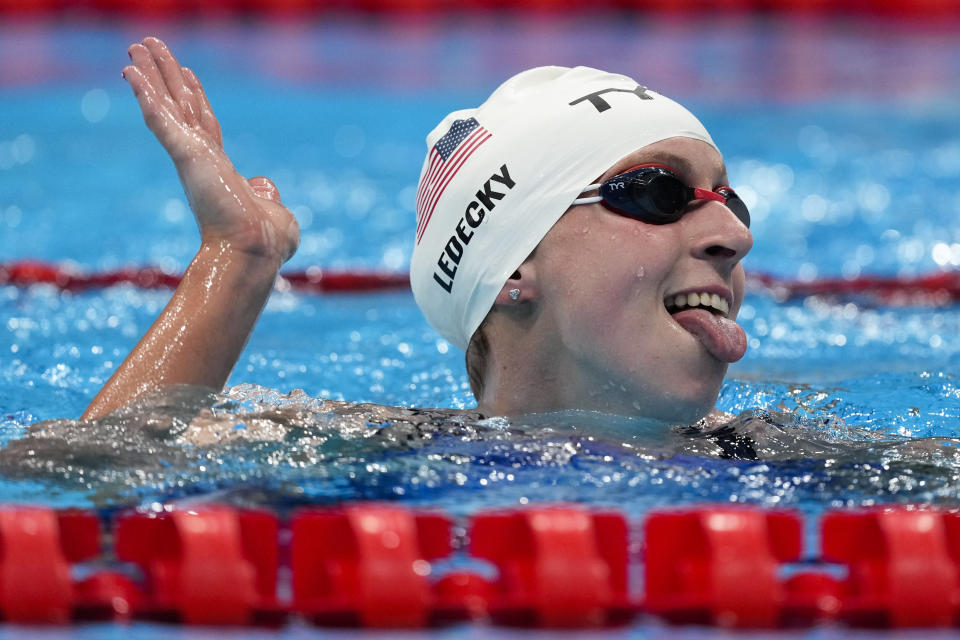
[128,42,181,118]
[248,177,282,203]
[141,37,200,127]
[182,67,222,148]
[123,65,177,145]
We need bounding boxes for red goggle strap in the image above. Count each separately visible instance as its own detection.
[692,187,727,204]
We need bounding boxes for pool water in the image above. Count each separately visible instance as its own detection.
[1,13,960,635]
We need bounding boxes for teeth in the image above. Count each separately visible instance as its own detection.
[666,291,730,317]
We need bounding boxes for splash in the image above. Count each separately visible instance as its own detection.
[2,382,960,516]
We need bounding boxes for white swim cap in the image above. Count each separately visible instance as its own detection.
[410,65,718,350]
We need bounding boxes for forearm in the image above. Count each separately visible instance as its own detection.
[83,37,300,421]
[82,241,280,420]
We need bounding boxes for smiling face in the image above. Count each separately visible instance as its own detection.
[527,137,753,422]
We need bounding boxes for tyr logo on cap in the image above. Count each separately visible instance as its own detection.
[569,85,653,113]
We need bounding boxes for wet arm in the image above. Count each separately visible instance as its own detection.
[81,241,279,420]
[82,37,298,419]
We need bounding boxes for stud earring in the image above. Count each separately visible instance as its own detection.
[508,288,521,301]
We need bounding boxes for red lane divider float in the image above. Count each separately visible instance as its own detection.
[0,508,99,623]
[0,261,410,294]
[469,508,632,627]
[746,270,960,306]
[643,508,803,627]
[291,505,456,627]
[821,509,960,627]
[4,503,960,629]
[2,260,958,305]
[114,507,283,625]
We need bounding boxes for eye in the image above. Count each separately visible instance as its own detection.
[644,174,689,215]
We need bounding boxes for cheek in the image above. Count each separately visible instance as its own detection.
[538,212,683,324]
[546,225,656,301]
[731,264,747,313]
[595,225,679,303]
[552,240,676,344]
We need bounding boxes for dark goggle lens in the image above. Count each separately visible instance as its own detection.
[641,174,689,218]
[716,187,751,228]
[601,168,687,224]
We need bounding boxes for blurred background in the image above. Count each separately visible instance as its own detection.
[1,0,959,417]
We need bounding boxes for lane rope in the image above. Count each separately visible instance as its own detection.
[745,270,960,306]
[0,502,956,628]
[2,260,958,305]
[0,261,410,293]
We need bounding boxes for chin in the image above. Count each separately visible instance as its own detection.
[581,353,728,422]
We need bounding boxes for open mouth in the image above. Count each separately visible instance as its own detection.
[664,291,730,318]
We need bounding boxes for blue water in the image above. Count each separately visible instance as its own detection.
[2,13,960,637]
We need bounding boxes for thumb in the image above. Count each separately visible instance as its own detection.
[247,176,282,203]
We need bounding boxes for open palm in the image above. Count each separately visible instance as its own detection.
[123,37,299,263]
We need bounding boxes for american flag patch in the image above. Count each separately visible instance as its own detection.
[415,117,492,244]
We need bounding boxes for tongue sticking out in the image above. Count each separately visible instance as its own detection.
[671,308,748,362]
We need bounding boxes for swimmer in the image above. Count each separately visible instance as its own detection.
[82,37,752,430]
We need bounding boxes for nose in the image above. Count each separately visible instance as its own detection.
[687,199,753,264]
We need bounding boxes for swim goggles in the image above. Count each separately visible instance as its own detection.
[571,164,750,228]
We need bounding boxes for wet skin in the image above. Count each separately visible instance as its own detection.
[486,138,753,423]
[83,37,299,419]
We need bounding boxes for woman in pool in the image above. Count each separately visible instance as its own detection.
[82,37,752,428]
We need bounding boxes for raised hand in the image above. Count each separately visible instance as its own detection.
[82,38,301,420]
[123,37,299,263]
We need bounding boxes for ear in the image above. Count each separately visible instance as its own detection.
[493,260,540,306]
